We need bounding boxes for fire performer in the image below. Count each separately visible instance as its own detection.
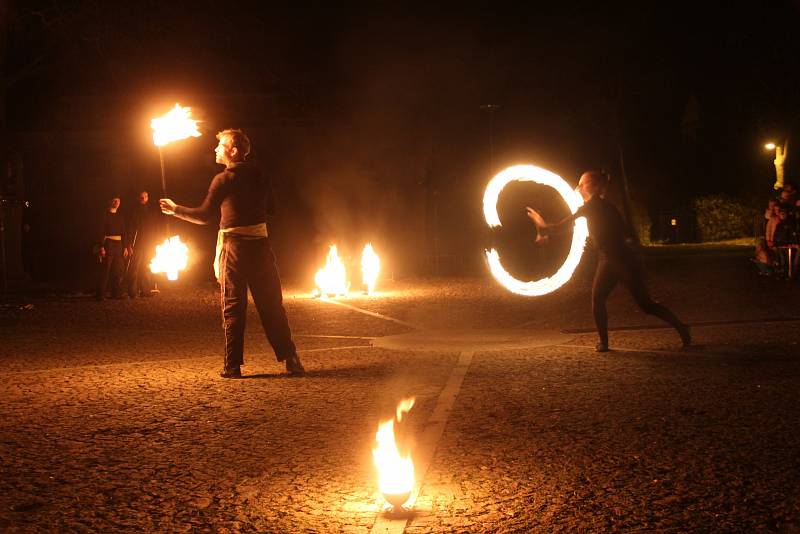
[159,129,304,378]
[526,171,691,352]
[95,196,129,301]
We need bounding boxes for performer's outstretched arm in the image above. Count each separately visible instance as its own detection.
[526,207,578,244]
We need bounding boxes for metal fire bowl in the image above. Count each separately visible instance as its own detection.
[383,491,411,509]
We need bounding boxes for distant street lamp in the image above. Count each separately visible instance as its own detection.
[765,140,788,190]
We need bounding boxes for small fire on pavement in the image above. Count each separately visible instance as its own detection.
[149,235,189,281]
[373,397,416,511]
[313,244,382,298]
[314,244,350,298]
[361,243,380,295]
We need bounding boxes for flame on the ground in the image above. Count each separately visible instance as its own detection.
[314,245,349,297]
[361,243,380,295]
[151,104,202,146]
[149,235,189,281]
[483,164,588,296]
[373,397,415,507]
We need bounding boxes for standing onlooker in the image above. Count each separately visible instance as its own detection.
[125,190,160,298]
[95,197,128,300]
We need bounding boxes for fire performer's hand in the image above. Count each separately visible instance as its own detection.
[525,207,546,228]
[160,198,177,215]
[99,246,106,258]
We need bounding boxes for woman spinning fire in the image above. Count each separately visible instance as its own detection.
[526,171,691,352]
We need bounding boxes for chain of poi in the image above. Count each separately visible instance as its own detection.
[483,164,588,296]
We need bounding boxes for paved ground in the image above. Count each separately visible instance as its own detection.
[2,248,800,532]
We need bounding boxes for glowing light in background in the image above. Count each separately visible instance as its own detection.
[151,104,202,147]
[361,243,381,295]
[483,164,588,296]
[314,245,349,298]
[373,398,416,509]
[149,235,189,281]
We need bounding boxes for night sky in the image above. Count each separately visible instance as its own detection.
[3,1,799,282]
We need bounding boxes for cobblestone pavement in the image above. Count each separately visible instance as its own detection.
[2,251,800,532]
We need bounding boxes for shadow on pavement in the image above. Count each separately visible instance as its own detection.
[240,364,382,380]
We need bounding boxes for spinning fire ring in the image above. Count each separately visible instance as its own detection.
[483,164,588,296]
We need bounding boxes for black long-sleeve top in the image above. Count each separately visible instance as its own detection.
[545,195,633,256]
[173,161,276,229]
[99,210,126,245]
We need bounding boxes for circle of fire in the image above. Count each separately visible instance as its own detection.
[483,164,588,296]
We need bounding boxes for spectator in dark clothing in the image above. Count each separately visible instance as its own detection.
[95,197,129,300]
[779,181,799,209]
[159,129,304,378]
[526,171,691,352]
[125,190,161,298]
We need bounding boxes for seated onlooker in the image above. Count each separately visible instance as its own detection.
[764,198,780,248]
[773,206,799,278]
[752,237,774,276]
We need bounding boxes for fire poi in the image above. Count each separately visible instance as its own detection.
[361,243,380,295]
[149,103,202,281]
[373,397,416,510]
[483,164,588,296]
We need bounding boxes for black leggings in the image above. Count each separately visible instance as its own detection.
[592,252,684,345]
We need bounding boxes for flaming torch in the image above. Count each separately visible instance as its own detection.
[373,397,416,511]
[151,103,202,197]
[149,103,201,281]
[314,245,349,298]
[361,243,380,295]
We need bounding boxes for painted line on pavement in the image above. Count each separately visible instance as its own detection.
[295,333,377,340]
[558,316,800,334]
[514,316,800,331]
[555,343,730,357]
[370,351,475,534]
[320,299,420,330]
[0,344,374,377]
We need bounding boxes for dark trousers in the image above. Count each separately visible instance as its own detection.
[96,239,125,298]
[592,251,685,345]
[125,243,154,296]
[218,235,297,369]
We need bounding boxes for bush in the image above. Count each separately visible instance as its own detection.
[629,201,652,245]
[692,195,756,242]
